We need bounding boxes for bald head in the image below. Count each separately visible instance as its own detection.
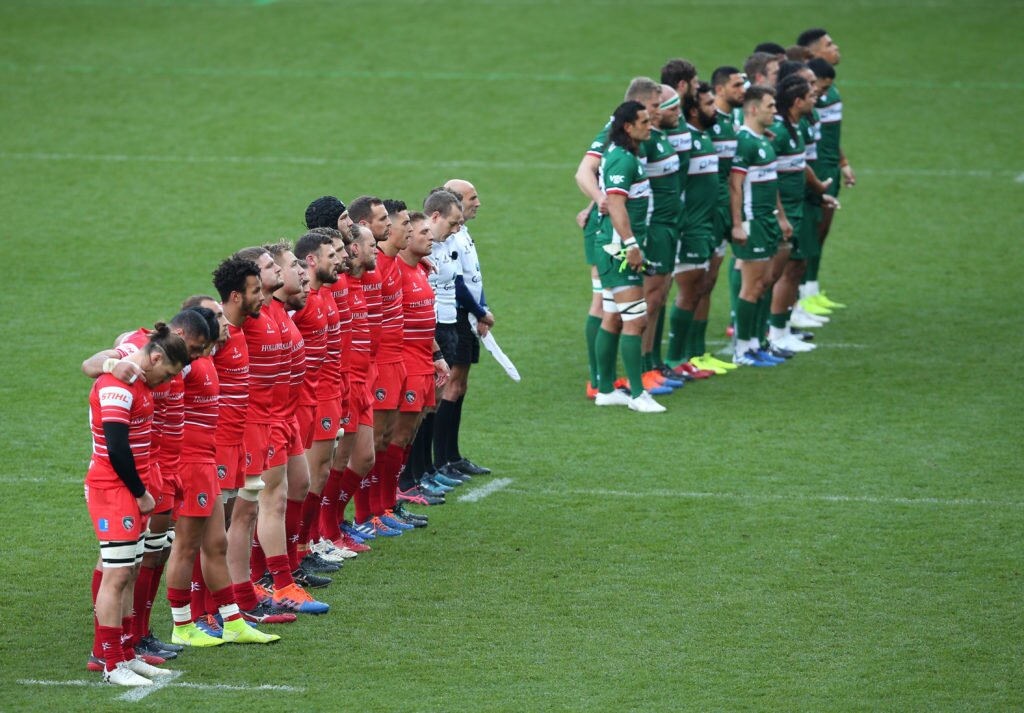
[444,179,480,221]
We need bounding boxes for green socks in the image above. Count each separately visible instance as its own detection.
[620,334,644,397]
[693,320,708,357]
[728,258,742,329]
[651,307,665,366]
[595,327,619,394]
[667,305,693,363]
[805,254,821,283]
[736,298,757,341]
[585,314,601,385]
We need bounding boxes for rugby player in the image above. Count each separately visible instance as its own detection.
[593,100,665,413]
[798,29,854,311]
[729,85,793,366]
[574,77,661,399]
[83,324,188,686]
[744,51,781,87]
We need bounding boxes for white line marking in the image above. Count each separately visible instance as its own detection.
[0,476,81,484]
[507,486,1022,509]
[173,682,305,692]
[459,477,513,503]
[706,340,866,349]
[18,676,306,698]
[118,670,183,702]
[18,679,103,687]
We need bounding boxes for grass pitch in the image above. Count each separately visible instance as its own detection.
[1,1,1022,710]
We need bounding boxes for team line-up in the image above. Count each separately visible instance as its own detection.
[80,184,496,687]
[578,28,854,413]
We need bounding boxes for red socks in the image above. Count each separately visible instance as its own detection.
[120,616,136,660]
[232,581,259,611]
[339,467,362,522]
[384,443,405,510]
[210,586,242,622]
[298,490,321,547]
[190,556,206,621]
[133,566,154,638]
[97,625,124,671]
[250,534,267,583]
[319,469,345,541]
[285,498,302,572]
[266,554,294,590]
[91,569,103,658]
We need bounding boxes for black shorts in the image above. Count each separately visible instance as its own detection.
[435,322,459,365]
[453,309,481,366]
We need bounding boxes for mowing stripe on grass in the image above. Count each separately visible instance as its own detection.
[18,676,305,699]
[507,486,1024,509]
[118,670,184,702]
[459,477,513,503]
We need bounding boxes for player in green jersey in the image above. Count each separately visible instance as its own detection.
[729,85,792,366]
[744,51,780,88]
[666,82,726,376]
[768,74,839,354]
[592,101,665,413]
[574,77,661,400]
[637,85,685,389]
[798,30,855,311]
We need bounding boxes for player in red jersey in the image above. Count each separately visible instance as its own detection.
[234,245,328,615]
[81,310,210,666]
[394,211,450,516]
[84,324,188,686]
[163,298,280,646]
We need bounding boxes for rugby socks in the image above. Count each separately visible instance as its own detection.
[337,467,362,521]
[91,569,103,659]
[667,306,693,362]
[139,562,163,640]
[232,581,260,611]
[133,565,154,641]
[285,498,302,571]
[120,616,136,660]
[368,463,384,517]
[190,556,206,620]
[595,327,619,394]
[167,586,193,626]
[298,491,320,551]
[448,395,464,463]
[756,294,772,347]
[805,254,821,284]
[651,307,666,367]
[585,314,601,386]
[382,443,405,509]
[418,412,434,473]
[693,320,708,357]
[319,469,345,541]
[266,554,294,590]
[211,586,243,623]
[736,298,758,347]
[250,534,267,582]
[354,472,372,523]
[405,422,428,487]
[433,399,456,467]
[620,334,644,398]
[97,625,125,671]
[728,258,742,329]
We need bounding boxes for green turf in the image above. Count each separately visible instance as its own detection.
[2,0,1023,710]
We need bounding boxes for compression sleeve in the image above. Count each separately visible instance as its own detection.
[103,422,147,498]
[454,275,487,319]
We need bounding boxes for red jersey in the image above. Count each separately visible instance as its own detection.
[267,299,303,420]
[375,252,405,364]
[317,284,342,400]
[181,355,219,463]
[117,329,183,471]
[86,374,154,489]
[360,269,383,358]
[242,305,287,425]
[401,259,437,376]
[213,324,248,445]
[346,278,372,382]
[290,289,327,407]
[331,275,352,376]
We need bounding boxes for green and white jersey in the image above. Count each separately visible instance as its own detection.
[815,84,842,168]
[584,118,647,229]
[732,126,778,221]
[597,143,651,247]
[642,128,681,226]
[770,117,806,216]
[711,108,739,208]
[665,124,692,196]
[803,108,821,164]
[680,125,719,237]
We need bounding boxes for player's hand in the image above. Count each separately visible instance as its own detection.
[818,177,833,194]
[481,311,495,327]
[575,207,589,229]
[625,245,643,271]
[421,257,437,274]
[841,165,856,187]
[731,225,748,246]
[822,195,841,210]
[477,322,491,337]
[597,196,609,215]
[433,358,450,388]
[137,491,156,516]
[779,217,793,240]
[113,360,144,384]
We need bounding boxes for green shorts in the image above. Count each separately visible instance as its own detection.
[677,231,714,264]
[582,208,600,266]
[732,216,780,261]
[792,200,821,260]
[713,203,732,248]
[595,244,643,289]
[643,222,677,274]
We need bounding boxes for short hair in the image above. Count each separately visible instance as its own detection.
[423,189,461,217]
[408,211,426,224]
[609,100,646,152]
[304,196,346,230]
[212,256,260,302]
[808,57,836,80]
[382,198,407,216]
[744,52,776,82]
[234,246,268,264]
[797,28,828,47]
[169,308,211,342]
[743,85,776,109]
[431,184,462,202]
[624,76,660,101]
[683,81,712,118]
[181,294,216,310]
[754,42,786,56]
[777,60,808,84]
[309,225,352,246]
[185,306,219,344]
[786,44,813,62]
[348,195,382,224]
[145,322,190,367]
[262,239,292,260]
[294,231,334,261]
[659,59,697,88]
[711,66,742,88]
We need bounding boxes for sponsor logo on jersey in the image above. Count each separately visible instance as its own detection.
[99,386,133,408]
[217,465,227,480]
[98,518,109,532]
[609,174,626,185]
[405,391,416,404]
[758,148,766,159]
[198,492,208,509]
[321,417,332,431]
[122,516,135,532]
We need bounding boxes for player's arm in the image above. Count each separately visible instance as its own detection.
[575,154,607,215]
[839,148,856,187]
[606,192,643,270]
[728,171,748,245]
[776,193,793,240]
[805,166,841,209]
[432,343,450,387]
[104,421,155,515]
[82,348,144,383]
